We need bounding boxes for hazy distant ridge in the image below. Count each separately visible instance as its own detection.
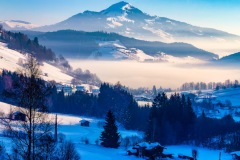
[26,30,218,61]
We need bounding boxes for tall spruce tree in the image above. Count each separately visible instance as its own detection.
[100,110,120,148]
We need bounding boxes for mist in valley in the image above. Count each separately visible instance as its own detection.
[68,60,240,89]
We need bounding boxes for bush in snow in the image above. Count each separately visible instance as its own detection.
[0,142,7,159]
[192,149,198,160]
[81,137,89,145]
[95,139,99,145]
[57,140,80,160]
[97,121,105,128]
[121,137,130,149]
[58,133,66,143]
[121,136,143,149]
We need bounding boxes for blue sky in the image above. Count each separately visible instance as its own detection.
[1,0,240,35]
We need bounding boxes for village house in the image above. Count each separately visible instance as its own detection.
[231,151,240,160]
[80,120,90,127]
[127,142,167,159]
[75,85,86,92]
[10,111,26,121]
[92,88,100,95]
[56,84,73,96]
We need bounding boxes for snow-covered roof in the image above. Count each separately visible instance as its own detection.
[136,142,163,150]
[231,151,240,156]
[12,111,25,115]
[127,148,137,153]
[80,119,90,123]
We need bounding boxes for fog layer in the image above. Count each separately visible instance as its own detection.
[68,60,240,89]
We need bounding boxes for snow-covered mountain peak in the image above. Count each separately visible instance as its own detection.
[122,3,132,10]
[100,1,143,16]
[104,1,131,11]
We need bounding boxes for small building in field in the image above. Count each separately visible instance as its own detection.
[10,111,26,121]
[127,142,166,159]
[231,151,240,160]
[80,120,90,127]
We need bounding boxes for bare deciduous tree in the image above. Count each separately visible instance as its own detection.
[2,56,54,160]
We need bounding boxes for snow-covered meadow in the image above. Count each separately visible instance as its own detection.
[0,102,233,160]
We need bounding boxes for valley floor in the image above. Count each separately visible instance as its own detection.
[0,101,233,160]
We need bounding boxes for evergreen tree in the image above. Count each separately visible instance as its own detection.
[152,85,157,96]
[145,105,158,142]
[100,110,120,148]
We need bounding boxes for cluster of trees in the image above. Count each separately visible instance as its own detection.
[128,85,172,97]
[70,68,101,86]
[49,82,149,131]
[145,93,196,144]
[179,79,240,91]
[145,92,240,149]
[0,26,74,71]
[0,27,56,62]
[194,112,240,148]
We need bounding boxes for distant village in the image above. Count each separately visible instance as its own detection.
[56,84,100,96]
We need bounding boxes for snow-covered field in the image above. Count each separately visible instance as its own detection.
[0,102,233,160]
[166,145,231,160]
[0,102,143,159]
[0,42,73,84]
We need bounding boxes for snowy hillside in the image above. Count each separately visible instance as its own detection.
[196,88,240,107]
[31,30,217,61]
[33,1,240,56]
[0,20,39,30]
[92,40,153,62]
[91,40,206,64]
[191,88,240,121]
[0,42,73,84]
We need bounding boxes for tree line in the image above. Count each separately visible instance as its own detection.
[179,80,240,91]
[145,92,240,150]
[0,27,56,62]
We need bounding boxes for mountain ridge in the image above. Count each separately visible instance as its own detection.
[24,30,218,61]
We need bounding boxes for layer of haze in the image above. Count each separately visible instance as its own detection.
[68,60,240,89]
